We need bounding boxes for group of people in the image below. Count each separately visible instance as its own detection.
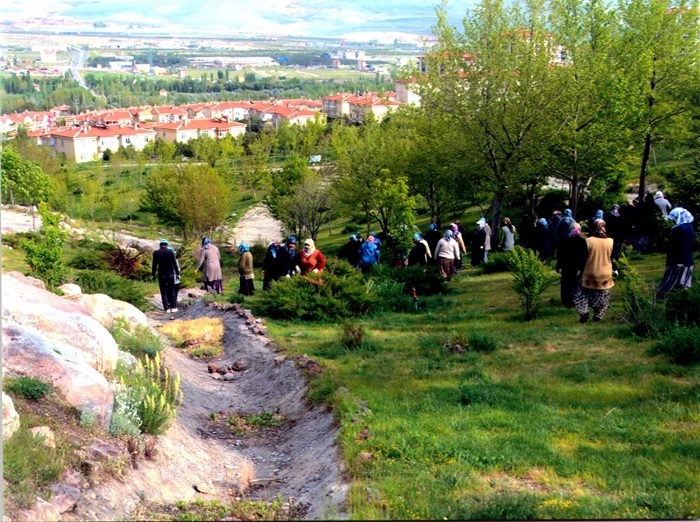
[152,195,694,318]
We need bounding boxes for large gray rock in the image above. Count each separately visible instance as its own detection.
[2,392,20,441]
[2,274,118,373]
[58,283,82,298]
[2,323,114,430]
[3,271,46,290]
[78,293,148,331]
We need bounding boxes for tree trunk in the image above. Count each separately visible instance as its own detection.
[487,191,505,248]
[569,175,580,218]
[638,131,652,201]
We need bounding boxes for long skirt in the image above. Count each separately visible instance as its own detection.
[438,258,455,281]
[238,275,255,296]
[560,269,580,309]
[656,265,693,299]
[203,279,223,294]
[574,287,611,320]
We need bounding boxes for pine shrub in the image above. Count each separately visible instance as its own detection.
[70,270,148,311]
[480,252,512,274]
[665,285,700,327]
[650,327,700,366]
[506,246,552,321]
[617,257,668,338]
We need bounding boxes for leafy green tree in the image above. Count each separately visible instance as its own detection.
[372,174,417,258]
[1,146,54,230]
[276,171,333,241]
[240,130,274,200]
[614,0,699,200]
[21,203,66,289]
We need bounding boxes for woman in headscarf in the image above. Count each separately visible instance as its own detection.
[499,217,516,252]
[434,229,460,280]
[653,191,673,219]
[195,237,223,294]
[451,223,467,272]
[534,218,552,262]
[574,219,614,323]
[471,219,487,266]
[556,223,588,309]
[262,239,280,291]
[295,238,326,275]
[656,208,695,299]
[237,243,255,296]
[553,209,576,252]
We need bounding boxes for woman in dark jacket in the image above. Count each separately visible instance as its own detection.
[657,208,695,299]
[534,218,553,262]
[556,223,588,308]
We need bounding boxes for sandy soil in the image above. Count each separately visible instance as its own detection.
[230,206,284,246]
[1,207,42,234]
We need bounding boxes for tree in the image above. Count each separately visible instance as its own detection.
[276,171,333,241]
[614,0,698,200]
[371,173,417,258]
[1,146,54,230]
[418,0,564,237]
[141,164,232,239]
[240,130,274,200]
[21,203,66,289]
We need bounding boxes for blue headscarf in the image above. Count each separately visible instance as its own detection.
[669,207,694,226]
[444,230,453,239]
[595,209,604,220]
[237,243,250,254]
[202,237,211,247]
[538,218,548,228]
[564,209,572,218]
[413,233,422,240]
[429,223,437,231]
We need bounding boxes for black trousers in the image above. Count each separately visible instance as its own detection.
[159,276,178,310]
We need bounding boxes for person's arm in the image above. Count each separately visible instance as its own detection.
[315,251,326,272]
[196,248,206,271]
[152,251,157,279]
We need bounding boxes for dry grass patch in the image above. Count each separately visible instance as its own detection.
[159,317,224,358]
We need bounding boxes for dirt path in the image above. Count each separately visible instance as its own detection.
[69,301,347,520]
[68,205,344,520]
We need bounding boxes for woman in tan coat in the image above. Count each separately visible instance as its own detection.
[574,219,614,323]
[195,237,222,293]
[237,243,255,296]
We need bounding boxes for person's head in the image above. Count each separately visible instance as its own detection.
[303,238,315,253]
[595,209,604,219]
[477,217,486,229]
[367,235,375,243]
[370,231,376,237]
[202,237,211,247]
[159,238,169,247]
[611,205,620,216]
[429,222,437,231]
[564,209,572,218]
[355,230,362,237]
[503,217,511,226]
[287,236,297,247]
[413,233,422,242]
[450,223,458,232]
[570,222,582,237]
[655,191,664,199]
[237,243,250,254]
[593,218,607,237]
[444,229,453,239]
[669,207,694,226]
[537,218,548,228]
[348,234,356,241]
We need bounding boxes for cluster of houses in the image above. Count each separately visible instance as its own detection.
[2,89,416,163]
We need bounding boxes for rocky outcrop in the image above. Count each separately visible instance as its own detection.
[2,392,20,440]
[58,283,82,298]
[2,273,119,373]
[78,293,148,331]
[4,271,46,291]
[2,323,114,430]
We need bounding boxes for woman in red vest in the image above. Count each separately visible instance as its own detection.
[295,238,326,275]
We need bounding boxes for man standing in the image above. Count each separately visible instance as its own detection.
[152,238,180,313]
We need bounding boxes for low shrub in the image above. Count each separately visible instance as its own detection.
[4,376,52,400]
[67,249,112,271]
[1,231,39,249]
[665,286,700,327]
[617,257,668,338]
[372,263,449,296]
[254,271,380,321]
[340,321,365,349]
[111,320,164,360]
[481,252,512,274]
[507,246,552,321]
[3,425,66,508]
[650,327,700,365]
[109,380,141,437]
[70,270,149,311]
[249,242,268,267]
[105,246,146,279]
[467,331,499,353]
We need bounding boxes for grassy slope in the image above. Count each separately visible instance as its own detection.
[255,249,699,520]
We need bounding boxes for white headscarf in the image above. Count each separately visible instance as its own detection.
[669,207,694,226]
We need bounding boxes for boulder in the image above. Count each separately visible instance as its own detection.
[2,323,114,430]
[16,498,61,522]
[48,484,81,514]
[58,284,82,298]
[4,271,46,291]
[2,274,119,373]
[30,426,56,448]
[78,293,148,331]
[2,392,20,441]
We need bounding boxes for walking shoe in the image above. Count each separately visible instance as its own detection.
[579,312,589,323]
[171,308,178,313]
[165,309,172,314]
[592,316,602,322]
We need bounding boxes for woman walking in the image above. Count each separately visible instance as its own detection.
[434,229,460,281]
[499,217,516,252]
[556,223,588,309]
[574,219,614,323]
[237,243,255,296]
[195,237,223,294]
[657,208,695,299]
[295,238,326,275]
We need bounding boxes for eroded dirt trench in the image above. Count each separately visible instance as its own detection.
[69,301,347,521]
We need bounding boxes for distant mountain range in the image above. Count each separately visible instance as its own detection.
[2,0,472,41]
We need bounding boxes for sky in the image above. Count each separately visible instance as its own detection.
[2,0,473,40]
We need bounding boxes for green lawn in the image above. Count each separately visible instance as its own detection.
[245,250,699,520]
